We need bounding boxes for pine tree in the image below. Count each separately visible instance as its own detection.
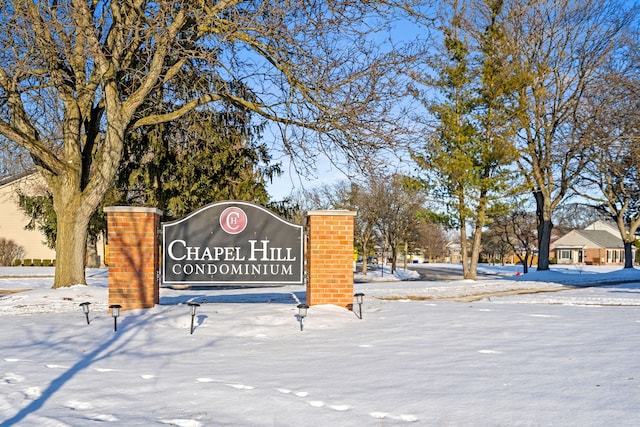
[116,88,280,220]
[413,0,517,279]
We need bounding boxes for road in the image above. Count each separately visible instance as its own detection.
[404,263,504,280]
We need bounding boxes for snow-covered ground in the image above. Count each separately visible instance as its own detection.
[1,264,639,426]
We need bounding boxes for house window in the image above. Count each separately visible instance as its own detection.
[559,250,572,260]
[606,249,624,263]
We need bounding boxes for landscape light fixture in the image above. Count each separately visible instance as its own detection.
[79,302,91,324]
[354,293,365,319]
[109,304,122,332]
[297,303,309,331]
[187,302,200,334]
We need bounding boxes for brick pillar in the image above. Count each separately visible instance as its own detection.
[104,206,162,311]
[306,210,357,309]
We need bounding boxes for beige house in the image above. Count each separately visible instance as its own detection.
[550,220,634,265]
[0,171,105,265]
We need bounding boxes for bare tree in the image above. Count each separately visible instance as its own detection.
[0,237,24,266]
[577,54,640,268]
[489,209,538,273]
[373,174,425,273]
[505,0,635,270]
[347,182,379,275]
[553,203,610,232]
[413,217,449,263]
[0,1,424,287]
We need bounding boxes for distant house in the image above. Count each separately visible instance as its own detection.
[0,171,105,265]
[550,221,633,265]
[0,171,57,262]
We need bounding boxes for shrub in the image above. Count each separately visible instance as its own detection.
[13,259,22,266]
[0,238,26,266]
[23,259,33,267]
[42,259,52,267]
[32,259,42,266]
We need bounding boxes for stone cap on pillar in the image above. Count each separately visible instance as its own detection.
[104,206,163,215]
[306,210,357,217]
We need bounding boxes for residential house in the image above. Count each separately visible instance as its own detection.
[551,220,633,265]
[0,171,105,265]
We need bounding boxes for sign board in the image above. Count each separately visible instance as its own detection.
[162,201,304,285]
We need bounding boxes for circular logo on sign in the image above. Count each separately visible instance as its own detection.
[219,207,247,234]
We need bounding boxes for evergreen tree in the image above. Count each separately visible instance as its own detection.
[116,89,280,220]
[412,0,517,279]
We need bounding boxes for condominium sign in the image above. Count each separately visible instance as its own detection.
[162,201,303,285]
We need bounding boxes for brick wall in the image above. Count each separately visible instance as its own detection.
[306,210,357,309]
[104,207,162,311]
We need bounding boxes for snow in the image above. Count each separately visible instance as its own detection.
[1,264,640,426]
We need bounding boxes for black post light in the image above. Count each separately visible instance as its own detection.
[354,293,365,319]
[79,302,91,324]
[109,304,122,332]
[187,302,200,334]
[297,303,309,331]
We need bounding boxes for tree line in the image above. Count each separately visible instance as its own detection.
[410,0,638,277]
[0,0,637,287]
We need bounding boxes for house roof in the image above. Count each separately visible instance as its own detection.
[580,230,624,248]
[0,170,37,188]
[553,229,624,249]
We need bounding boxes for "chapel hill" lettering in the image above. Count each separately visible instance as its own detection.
[167,239,297,262]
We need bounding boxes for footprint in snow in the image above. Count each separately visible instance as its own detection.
[140,374,156,380]
[478,349,502,354]
[23,386,41,400]
[65,400,94,410]
[275,389,307,397]
[370,411,418,423]
[64,400,118,422]
[159,418,202,427]
[276,388,349,411]
[86,413,118,422]
[94,368,118,373]
[2,372,24,384]
[45,364,69,369]
[225,383,254,390]
[306,401,351,411]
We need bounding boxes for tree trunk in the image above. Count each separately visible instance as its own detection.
[521,251,529,274]
[403,241,408,270]
[53,197,91,288]
[390,245,397,274]
[534,190,553,271]
[537,219,553,271]
[624,241,634,268]
[45,138,121,288]
[460,222,469,278]
[86,238,100,268]
[467,228,480,280]
[360,241,368,275]
[467,192,488,280]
